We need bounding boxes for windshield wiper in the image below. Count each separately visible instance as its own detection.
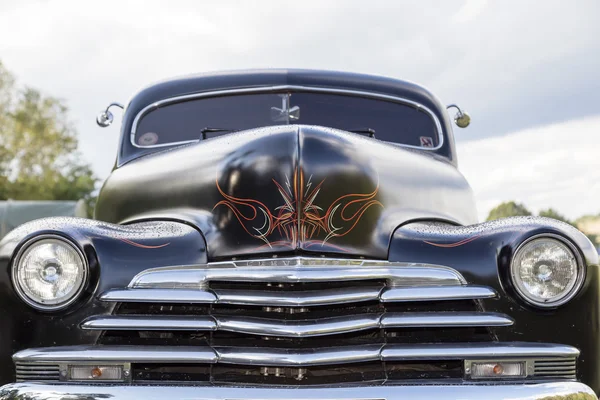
[348,128,376,138]
[199,127,235,140]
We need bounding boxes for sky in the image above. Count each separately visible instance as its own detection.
[0,0,599,221]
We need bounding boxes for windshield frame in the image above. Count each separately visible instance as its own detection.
[130,85,445,151]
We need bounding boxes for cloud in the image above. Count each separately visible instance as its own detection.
[452,0,489,23]
[458,115,600,221]
[0,0,598,220]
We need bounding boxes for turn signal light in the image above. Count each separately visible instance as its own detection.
[470,362,525,378]
[69,365,125,381]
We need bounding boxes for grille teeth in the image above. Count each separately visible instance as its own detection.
[534,359,577,379]
[15,363,61,382]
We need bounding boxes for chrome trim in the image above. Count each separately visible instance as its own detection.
[3,381,596,400]
[534,359,578,379]
[96,102,124,127]
[129,85,445,151]
[13,346,218,364]
[11,234,89,312]
[381,312,513,328]
[100,283,496,306]
[81,316,217,331]
[216,314,380,337]
[81,312,513,335]
[216,345,383,366]
[13,343,579,366]
[381,285,496,302]
[14,362,61,382]
[214,286,382,306]
[510,233,586,308]
[1,382,597,400]
[100,288,217,303]
[128,257,466,289]
[382,343,580,360]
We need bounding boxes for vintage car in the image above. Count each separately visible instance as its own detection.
[0,69,598,400]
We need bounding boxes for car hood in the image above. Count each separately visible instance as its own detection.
[96,125,476,259]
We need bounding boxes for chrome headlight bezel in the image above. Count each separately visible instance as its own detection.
[510,233,585,308]
[11,234,88,311]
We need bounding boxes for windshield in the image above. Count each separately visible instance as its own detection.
[133,92,440,148]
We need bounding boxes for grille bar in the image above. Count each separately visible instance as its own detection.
[214,286,383,306]
[381,312,513,328]
[82,312,513,336]
[101,288,217,303]
[100,285,497,306]
[216,314,379,337]
[13,347,218,364]
[14,343,579,366]
[216,345,383,366]
[82,315,217,331]
[381,286,496,302]
[128,259,466,289]
[383,343,579,360]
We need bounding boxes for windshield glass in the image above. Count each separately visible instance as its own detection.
[133,92,440,148]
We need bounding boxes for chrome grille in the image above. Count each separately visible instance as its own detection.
[534,358,577,379]
[51,257,576,384]
[13,344,580,385]
[15,362,60,382]
[92,258,506,339]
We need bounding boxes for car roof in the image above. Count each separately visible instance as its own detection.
[117,69,457,166]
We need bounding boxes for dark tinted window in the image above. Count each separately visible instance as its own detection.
[134,92,440,148]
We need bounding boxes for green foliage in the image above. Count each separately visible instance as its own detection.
[487,201,599,247]
[539,208,571,224]
[0,61,97,215]
[486,201,532,221]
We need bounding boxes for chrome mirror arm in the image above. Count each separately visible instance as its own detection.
[446,104,471,128]
[96,102,125,127]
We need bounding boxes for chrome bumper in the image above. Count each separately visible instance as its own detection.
[0,382,597,400]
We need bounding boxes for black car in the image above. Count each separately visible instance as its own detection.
[0,69,597,400]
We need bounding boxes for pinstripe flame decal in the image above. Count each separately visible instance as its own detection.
[118,238,171,249]
[423,234,483,248]
[214,170,383,249]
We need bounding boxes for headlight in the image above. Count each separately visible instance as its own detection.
[510,234,584,307]
[12,235,88,311]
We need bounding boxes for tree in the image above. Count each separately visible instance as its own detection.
[486,201,532,221]
[0,61,97,213]
[538,208,571,224]
[487,201,599,248]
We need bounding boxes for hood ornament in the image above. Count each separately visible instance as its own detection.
[446,104,471,128]
[96,102,124,127]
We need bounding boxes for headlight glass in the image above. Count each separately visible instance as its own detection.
[511,235,582,307]
[12,236,87,310]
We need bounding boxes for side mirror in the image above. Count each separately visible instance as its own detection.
[96,110,114,127]
[96,103,124,128]
[446,104,471,128]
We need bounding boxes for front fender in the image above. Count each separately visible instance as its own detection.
[389,216,600,392]
[0,217,207,384]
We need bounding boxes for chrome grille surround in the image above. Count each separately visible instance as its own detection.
[126,257,468,290]
[100,257,491,306]
[20,257,576,385]
[92,257,509,336]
